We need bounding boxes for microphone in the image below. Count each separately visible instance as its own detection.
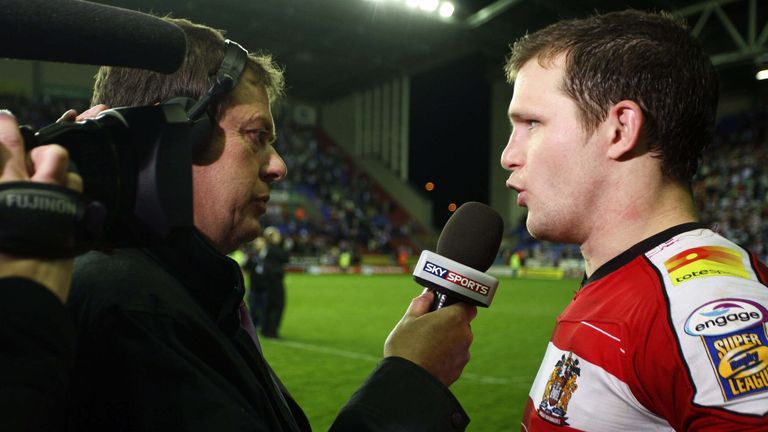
[0,0,186,74]
[413,202,504,310]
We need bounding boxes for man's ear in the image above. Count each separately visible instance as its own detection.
[605,100,644,161]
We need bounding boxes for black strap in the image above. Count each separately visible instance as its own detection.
[0,182,99,258]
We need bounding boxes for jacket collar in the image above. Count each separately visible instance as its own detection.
[147,228,246,333]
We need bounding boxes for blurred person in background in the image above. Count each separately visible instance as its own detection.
[339,247,353,273]
[243,235,268,329]
[501,9,768,430]
[66,16,477,432]
[259,226,288,338]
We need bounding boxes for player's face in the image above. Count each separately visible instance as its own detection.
[192,71,286,254]
[500,55,603,244]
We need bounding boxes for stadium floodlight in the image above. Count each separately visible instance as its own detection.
[419,0,439,12]
[757,69,768,81]
[439,2,455,17]
[362,0,453,20]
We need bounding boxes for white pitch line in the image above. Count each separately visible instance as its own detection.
[273,339,522,386]
[277,340,380,362]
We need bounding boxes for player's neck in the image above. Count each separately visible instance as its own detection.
[580,180,698,277]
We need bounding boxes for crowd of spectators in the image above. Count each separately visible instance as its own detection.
[693,108,768,264]
[256,114,421,265]
[5,93,766,268]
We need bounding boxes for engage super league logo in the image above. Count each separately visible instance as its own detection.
[685,298,768,401]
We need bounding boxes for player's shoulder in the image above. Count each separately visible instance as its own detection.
[644,226,766,293]
[644,227,768,416]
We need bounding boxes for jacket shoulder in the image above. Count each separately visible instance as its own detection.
[70,249,181,323]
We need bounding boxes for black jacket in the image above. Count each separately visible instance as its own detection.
[0,277,74,432]
[67,230,469,431]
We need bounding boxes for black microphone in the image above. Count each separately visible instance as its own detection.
[413,202,504,310]
[0,0,186,74]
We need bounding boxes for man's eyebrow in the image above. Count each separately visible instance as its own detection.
[243,113,276,142]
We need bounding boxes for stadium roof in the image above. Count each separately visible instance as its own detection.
[97,0,767,102]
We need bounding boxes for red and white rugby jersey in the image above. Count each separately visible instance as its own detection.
[521,223,768,431]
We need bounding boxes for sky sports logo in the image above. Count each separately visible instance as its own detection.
[423,261,490,296]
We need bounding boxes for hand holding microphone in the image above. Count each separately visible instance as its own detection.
[384,202,503,386]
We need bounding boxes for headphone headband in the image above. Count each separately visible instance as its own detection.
[187,39,249,121]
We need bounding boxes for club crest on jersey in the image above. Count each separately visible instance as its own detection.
[685,299,768,401]
[664,246,749,286]
[538,352,581,426]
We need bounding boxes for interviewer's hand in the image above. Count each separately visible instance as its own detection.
[384,290,477,387]
[58,104,109,123]
[0,110,82,302]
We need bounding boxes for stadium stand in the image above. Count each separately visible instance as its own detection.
[4,93,766,270]
[694,108,768,264]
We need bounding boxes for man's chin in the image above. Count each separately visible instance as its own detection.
[205,227,263,256]
[239,222,264,245]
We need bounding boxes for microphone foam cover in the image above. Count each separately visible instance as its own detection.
[436,202,503,272]
[0,0,187,74]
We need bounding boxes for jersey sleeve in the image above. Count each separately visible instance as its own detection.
[641,241,768,430]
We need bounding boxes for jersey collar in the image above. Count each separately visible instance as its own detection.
[581,222,709,287]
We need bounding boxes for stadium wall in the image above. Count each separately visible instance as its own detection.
[0,59,95,98]
[320,81,434,232]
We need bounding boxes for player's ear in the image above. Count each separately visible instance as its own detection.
[605,100,644,161]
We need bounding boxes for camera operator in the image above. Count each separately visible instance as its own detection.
[65,17,475,432]
[0,110,81,431]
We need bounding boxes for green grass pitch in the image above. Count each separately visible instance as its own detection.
[260,273,577,431]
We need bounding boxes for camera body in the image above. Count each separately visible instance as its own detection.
[19,98,209,252]
[1,39,248,257]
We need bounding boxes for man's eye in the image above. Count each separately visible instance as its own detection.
[527,120,539,130]
[246,129,269,144]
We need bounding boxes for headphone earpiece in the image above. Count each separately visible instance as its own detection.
[162,96,213,158]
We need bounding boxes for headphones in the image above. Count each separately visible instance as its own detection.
[0,40,252,257]
[187,39,249,121]
[171,39,249,156]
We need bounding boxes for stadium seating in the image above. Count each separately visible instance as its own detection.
[4,94,766,268]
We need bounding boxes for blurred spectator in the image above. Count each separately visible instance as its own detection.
[261,227,289,338]
[338,249,352,273]
[242,236,268,329]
